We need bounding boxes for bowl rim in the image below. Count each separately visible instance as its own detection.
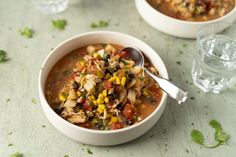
[39,31,168,134]
[141,0,236,25]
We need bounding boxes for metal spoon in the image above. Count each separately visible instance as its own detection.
[120,47,188,104]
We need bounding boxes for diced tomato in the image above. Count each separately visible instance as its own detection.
[71,72,79,79]
[80,122,92,128]
[83,102,93,111]
[111,122,123,130]
[119,51,127,58]
[104,80,112,89]
[122,103,136,120]
[77,97,85,103]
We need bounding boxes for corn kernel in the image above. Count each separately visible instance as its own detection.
[96,70,104,78]
[115,77,120,85]
[97,108,104,113]
[102,90,107,97]
[90,95,95,100]
[108,76,116,82]
[107,114,113,118]
[104,97,109,103]
[142,90,149,96]
[97,98,104,104]
[98,104,106,110]
[109,117,119,124]
[80,61,85,66]
[121,76,126,86]
[58,93,66,102]
[141,104,146,109]
[93,52,98,58]
[77,91,81,97]
[104,73,111,79]
[92,100,98,106]
[98,93,104,99]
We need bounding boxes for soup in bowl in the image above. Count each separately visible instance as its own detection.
[135,0,236,38]
[39,31,168,145]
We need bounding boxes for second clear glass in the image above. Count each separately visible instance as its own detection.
[32,0,68,14]
[191,23,236,94]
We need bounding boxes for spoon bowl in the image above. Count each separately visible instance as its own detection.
[120,47,188,104]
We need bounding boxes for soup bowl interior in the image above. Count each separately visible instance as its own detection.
[135,0,236,38]
[39,31,168,146]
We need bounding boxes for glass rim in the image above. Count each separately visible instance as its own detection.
[196,22,236,62]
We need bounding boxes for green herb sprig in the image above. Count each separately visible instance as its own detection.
[90,20,109,28]
[0,50,9,62]
[10,152,23,157]
[52,19,67,30]
[20,27,34,38]
[191,119,229,148]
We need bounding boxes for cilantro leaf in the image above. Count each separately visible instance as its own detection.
[20,27,34,38]
[10,152,23,157]
[90,20,109,28]
[191,129,204,145]
[215,130,229,144]
[209,119,222,132]
[0,50,9,62]
[191,119,230,148]
[86,148,93,155]
[64,155,69,157]
[52,19,67,30]
[209,119,229,145]
[31,98,37,104]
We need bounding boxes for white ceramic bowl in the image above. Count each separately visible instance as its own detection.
[38,31,168,146]
[135,0,236,38]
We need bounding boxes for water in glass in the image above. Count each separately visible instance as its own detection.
[32,0,68,14]
[192,34,236,93]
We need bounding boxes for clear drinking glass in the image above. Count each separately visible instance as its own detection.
[191,23,236,94]
[32,0,68,14]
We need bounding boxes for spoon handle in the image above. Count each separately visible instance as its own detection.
[144,68,188,104]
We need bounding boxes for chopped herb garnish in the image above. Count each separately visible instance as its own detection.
[179,50,183,54]
[42,125,46,128]
[90,20,109,28]
[52,19,67,30]
[8,143,13,147]
[86,148,93,155]
[31,98,37,104]
[182,43,187,47]
[209,119,229,145]
[138,76,145,81]
[63,70,70,76]
[8,132,12,135]
[176,61,181,65]
[6,98,10,102]
[10,152,23,157]
[185,149,189,153]
[64,155,69,157]
[0,50,9,62]
[191,129,204,145]
[190,97,195,100]
[20,27,34,38]
[191,119,229,148]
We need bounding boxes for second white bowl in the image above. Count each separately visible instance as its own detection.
[135,0,236,38]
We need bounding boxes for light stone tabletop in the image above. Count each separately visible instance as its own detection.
[0,0,236,157]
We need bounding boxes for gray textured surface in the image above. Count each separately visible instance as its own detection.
[0,0,236,157]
